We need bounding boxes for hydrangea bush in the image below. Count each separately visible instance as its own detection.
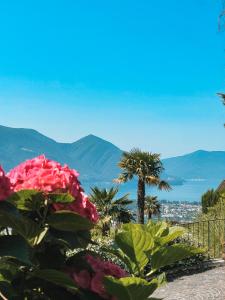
[8,155,98,222]
[0,156,201,300]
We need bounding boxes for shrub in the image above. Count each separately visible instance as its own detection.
[0,156,201,300]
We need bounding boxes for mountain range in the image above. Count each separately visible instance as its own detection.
[0,125,224,186]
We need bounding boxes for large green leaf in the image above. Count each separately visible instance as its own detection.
[48,193,75,204]
[0,201,19,215]
[0,211,47,246]
[47,211,94,232]
[146,221,168,238]
[158,227,185,246]
[104,276,158,300]
[151,243,203,272]
[33,269,78,291]
[6,189,45,211]
[115,224,154,274]
[0,236,31,264]
[50,228,91,249]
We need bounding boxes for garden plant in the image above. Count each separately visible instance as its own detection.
[0,156,201,300]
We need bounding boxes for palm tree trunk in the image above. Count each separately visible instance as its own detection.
[148,211,152,220]
[137,178,145,224]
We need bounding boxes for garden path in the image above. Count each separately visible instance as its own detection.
[152,266,225,300]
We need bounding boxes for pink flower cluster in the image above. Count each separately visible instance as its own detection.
[0,155,98,222]
[0,166,12,201]
[72,255,127,299]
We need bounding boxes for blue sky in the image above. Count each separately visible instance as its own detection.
[0,0,224,157]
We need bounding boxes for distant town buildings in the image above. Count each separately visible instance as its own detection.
[160,201,201,222]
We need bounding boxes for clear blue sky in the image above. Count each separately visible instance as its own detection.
[0,0,224,157]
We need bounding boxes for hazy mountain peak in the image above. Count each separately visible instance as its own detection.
[73,134,121,150]
[0,125,224,183]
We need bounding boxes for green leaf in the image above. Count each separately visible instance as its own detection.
[0,259,22,278]
[0,201,19,215]
[151,244,203,272]
[158,227,185,246]
[0,267,18,298]
[6,189,45,211]
[50,228,91,249]
[0,211,47,246]
[33,269,78,291]
[146,221,168,238]
[0,281,17,299]
[100,246,134,274]
[104,276,158,300]
[48,193,75,204]
[35,243,66,269]
[47,211,94,232]
[0,236,31,264]
[115,224,154,274]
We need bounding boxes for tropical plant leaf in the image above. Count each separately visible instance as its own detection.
[151,244,203,273]
[146,221,168,238]
[33,269,78,291]
[115,224,154,274]
[158,227,185,246]
[6,189,45,211]
[0,236,31,264]
[47,211,94,232]
[104,276,158,300]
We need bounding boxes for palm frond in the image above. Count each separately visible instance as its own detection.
[89,185,134,226]
[115,172,133,183]
[217,93,225,105]
[158,180,172,191]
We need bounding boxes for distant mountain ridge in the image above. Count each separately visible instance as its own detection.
[0,125,224,185]
[0,125,122,181]
[162,150,225,180]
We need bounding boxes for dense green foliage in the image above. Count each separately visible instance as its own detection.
[0,190,201,299]
[201,189,220,214]
[102,221,202,278]
[186,193,225,258]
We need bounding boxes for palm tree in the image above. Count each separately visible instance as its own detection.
[144,196,161,220]
[116,148,171,224]
[90,186,134,235]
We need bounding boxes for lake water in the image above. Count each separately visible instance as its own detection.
[115,179,222,203]
[83,178,223,203]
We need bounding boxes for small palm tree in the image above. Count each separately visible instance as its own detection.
[116,148,171,224]
[144,196,161,220]
[90,186,134,235]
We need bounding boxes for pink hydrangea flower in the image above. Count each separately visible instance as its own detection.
[71,255,127,299]
[7,155,98,223]
[72,270,91,290]
[0,165,12,201]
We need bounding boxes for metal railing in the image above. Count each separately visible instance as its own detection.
[182,218,225,258]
